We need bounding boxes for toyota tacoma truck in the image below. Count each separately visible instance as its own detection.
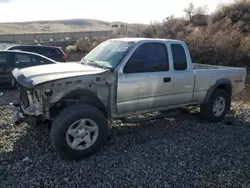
[10,38,247,160]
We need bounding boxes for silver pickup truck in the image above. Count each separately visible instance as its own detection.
[11,38,247,160]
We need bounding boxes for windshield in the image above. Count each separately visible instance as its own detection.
[82,40,135,69]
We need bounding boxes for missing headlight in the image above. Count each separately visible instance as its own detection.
[35,90,40,102]
[45,89,53,97]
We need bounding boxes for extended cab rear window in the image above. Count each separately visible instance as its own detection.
[171,44,187,71]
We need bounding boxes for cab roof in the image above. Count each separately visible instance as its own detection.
[109,37,183,43]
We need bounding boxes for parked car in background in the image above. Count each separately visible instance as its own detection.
[0,50,57,88]
[6,45,67,62]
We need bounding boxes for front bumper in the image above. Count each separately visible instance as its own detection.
[9,101,44,125]
[9,102,21,124]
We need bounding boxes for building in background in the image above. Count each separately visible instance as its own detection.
[110,22,127,29]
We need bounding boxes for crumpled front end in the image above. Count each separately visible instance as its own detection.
[10,81,47,124]
[10,65,114,124]
[19,85,45,117]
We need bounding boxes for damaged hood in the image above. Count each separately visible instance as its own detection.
[12,62,108,88]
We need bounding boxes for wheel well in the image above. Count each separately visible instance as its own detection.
[217,84,232,96]
[49,90,108,119]
[203,82,232,104]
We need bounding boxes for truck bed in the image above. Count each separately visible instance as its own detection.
[192,63,247,103]
[193,63,244,70]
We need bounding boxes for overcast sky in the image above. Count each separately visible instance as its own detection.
[0,0,233,23]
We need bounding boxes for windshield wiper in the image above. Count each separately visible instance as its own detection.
[82,59,108,69]
[90,63,108,69]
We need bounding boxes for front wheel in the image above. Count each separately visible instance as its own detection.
[200,89,230,122]
[50,104,108,160]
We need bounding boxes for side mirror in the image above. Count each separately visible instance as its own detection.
[123,60,144,73]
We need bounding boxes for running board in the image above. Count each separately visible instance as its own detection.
[118,109,182,124]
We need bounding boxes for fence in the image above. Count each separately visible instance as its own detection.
[0,43,19,50]
[0,30,113,44]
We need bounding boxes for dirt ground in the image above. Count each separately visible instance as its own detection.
[233,84,250,102]
[0,89,19,106]
[0,81,249,187]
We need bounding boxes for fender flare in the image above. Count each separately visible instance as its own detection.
[203,78,232,104]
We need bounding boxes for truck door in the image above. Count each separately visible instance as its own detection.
[170,43,195,105]
[117,42,174,114]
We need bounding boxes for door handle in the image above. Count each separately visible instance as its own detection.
[163,77,171,83]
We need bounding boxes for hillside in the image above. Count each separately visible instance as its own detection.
[0,19,112,34]
[66,0,250,74]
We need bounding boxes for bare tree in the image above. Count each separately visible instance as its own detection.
[184,3,208,22]
[184,3,195,21]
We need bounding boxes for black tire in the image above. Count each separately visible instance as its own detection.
[200,89,230,122]
[50,103,108,160]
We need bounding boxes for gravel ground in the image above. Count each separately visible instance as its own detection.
[0,89,250,188]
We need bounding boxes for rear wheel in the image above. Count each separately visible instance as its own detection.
[200,89,230,122]
[50,103,108,160]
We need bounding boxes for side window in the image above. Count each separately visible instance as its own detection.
[124,43,169,73]
[15,53,32,64]
[24,47,38,53]
[25,47,44,54]
[0,53,11,64]
[32,55,54,64]
[46,48,59,55]
[171,44,187,71]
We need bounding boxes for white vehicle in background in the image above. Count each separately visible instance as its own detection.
[11,38,247,160]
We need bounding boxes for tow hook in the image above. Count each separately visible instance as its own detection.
[9,102,21,125]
